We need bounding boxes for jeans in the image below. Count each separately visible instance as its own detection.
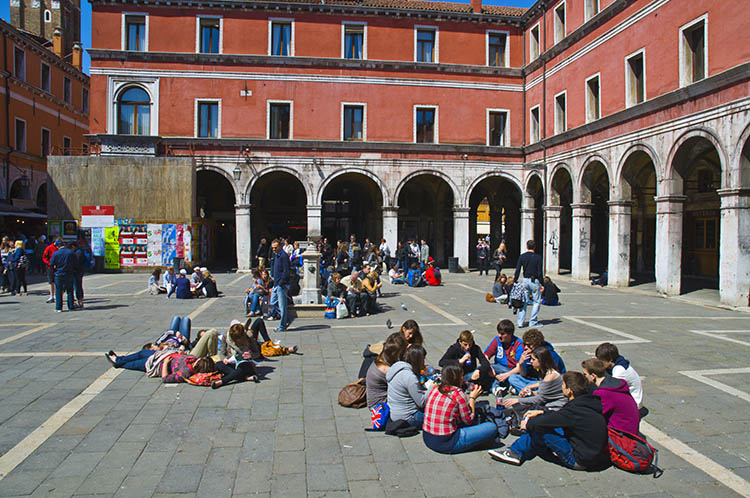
[517,277,541,327]
[406,410,425,428]
[189,329,218,358]
[508,374,539,392]
[249,318,272,343]
[510,427,577,468]
[13,267,27,294]
[450,422,499,454]
[54,274,75,311]
[73,272,83,301]
[346,293,362,316]
[114,350,155,371]
[249,293,263,314]
[271,285,289,329]
[478,258,489,276]
[168,316,192,343]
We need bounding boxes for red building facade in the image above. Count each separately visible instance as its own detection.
[86,0,750,306]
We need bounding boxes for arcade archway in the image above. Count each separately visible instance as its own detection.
[619,150,657,284]
[580,160,610,276]
[549,168,573,273]
[468,176,522,268]
[397,174,454,265]
[196,169,236,266]
[249,171,307,246]
[526,174,545,254]
[321,173,383,244]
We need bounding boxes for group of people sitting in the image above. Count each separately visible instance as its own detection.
[387,257,442,287]
[491,273,561,308]
[357,319,647,472]
[148,266,221,299]
[105,316,298,388]
[326,269,383,317]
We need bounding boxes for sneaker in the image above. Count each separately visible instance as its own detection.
[46,297,54,303]
[55,309,62,313]
[508,386,518,396]
[488,448,522,466]
[274,326,287,332]
[492,385,508,398]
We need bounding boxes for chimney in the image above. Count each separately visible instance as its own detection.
[72,42,82,70]
[471,0,481,14]
[53,28,63,58]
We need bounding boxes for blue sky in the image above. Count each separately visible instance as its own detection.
[1,0,534,74]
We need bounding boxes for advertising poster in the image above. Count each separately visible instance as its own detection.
[162,224,177,266]
[62,220,78,239]
[183,225,192,263]
[147,224,163,266]
[176,224,184,258]
[48,221,61,240]
[91,227,105,257]
[104,226,120,269]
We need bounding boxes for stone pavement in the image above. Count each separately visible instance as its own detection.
[1,270,750,497]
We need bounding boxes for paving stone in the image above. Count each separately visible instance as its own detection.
[348,480,387,498]
[272,450,306,475]
[270,472,306,496]
[233,462,272,495]
[241,432,275,462]
[305,436,343,465]
[274,434,305,452]
[342,456,380,482]
[306,463,348,492]
[155,464,204,494]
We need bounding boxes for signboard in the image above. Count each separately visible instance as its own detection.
[91,227,105,257]
[104,226,120,269]
[81,205,115,228]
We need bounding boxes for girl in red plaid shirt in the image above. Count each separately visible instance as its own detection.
[423,363,500,454]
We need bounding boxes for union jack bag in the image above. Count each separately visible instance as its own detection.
[369,402,390,431]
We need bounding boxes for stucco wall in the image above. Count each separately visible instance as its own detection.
[47,156,195,222]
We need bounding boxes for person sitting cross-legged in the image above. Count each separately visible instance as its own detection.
[489,371,610,470]
[507,328,566,393]
[582,358,640,434]
[484,319,525,397]
[439,329,494,393]
[594,342,646,417]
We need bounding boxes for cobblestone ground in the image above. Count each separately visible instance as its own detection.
[1,270,749,497]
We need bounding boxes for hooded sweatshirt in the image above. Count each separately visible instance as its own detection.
[526,393,609,469]
[386,361,427,422]
[594,376,640,434]
[611,356,644,407]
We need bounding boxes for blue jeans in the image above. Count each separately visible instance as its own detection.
[508,374,539,392]
[407,410,425,428]
[114,350,155,371]
[510,427,577,468]
[54,274,75,311]
[271,285,289,329]
[73,273,84,301]
[168,316,192,343]
[450,422,498,454]
[517,277,541,327]
[249,293,263,314]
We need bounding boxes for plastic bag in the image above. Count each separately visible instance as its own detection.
[336,301,348,319]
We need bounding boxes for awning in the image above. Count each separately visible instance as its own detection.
[0,210,47,219]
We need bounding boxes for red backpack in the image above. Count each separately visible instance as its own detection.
[607,427,664,478]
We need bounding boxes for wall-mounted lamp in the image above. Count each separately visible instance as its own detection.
[232,165,242,181]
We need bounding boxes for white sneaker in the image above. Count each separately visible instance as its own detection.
[46,297,54,303]
[488,448,522,465]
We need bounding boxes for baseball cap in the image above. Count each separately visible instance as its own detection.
[179,269,187,275]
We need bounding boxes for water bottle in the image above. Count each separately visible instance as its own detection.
[217,333,223,352]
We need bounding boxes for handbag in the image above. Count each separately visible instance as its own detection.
[338,379,367,408]
[485,293,496,303]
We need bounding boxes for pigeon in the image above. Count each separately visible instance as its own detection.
[386,319,393,329]
[401,303,407,310]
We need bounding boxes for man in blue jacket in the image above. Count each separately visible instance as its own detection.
[270,239,291,331]
[514,239,543,328]
[49,241,77,312]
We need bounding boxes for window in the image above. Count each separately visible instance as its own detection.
[530,24,540,61]
[487,31,508,67]
[198,17,221,54]
[14,47,25,81]
[82,87,89,114]
[680,16,707,86]
[44,9,51,22]
[554,2,566,44]
[268,102,291,139]
[487,110,509,146]
[63,137,71,156]
[584,0,599,21]
[342,104,365,141]
[196,100,220,138]
[41,128,50,157]
[585,74,600,122]
[271,20,293,56]
[416,28,437,63]
[554,91,566,134]
[530,105,540,143]
[125,15,146,51]
[625,50,645,107]
[117,86,151,135]
[63,77,71,104]
[15,119,26,152]
[415,106,437,143]
[82,142,89,155]
[41,62,51,92]
[343,23,365,60]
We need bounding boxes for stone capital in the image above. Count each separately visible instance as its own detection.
[607,200,634,207]
[382,206,399,217]
[234,204,251,214]
[453,207,470,218]
[571,203,594,217]
[543,205,563,214]
[653,195,687,204]
[520,207,536,215]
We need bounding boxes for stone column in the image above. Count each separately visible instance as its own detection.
[306,205,322,241]
[719,189,750,307]
[520,207,535,250]
[382,206,398,248]
[607,200,632,288]
[654,195,685,296]
[234,204,252,271]
[544,206,562,275]
[299,244,322,305]
[570,203,593,281]
[453,207,470,270]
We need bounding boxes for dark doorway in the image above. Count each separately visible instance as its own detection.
[196,170,236,267]
[468,176,522,267]
[321,173,383,243]
[249,171,307,246]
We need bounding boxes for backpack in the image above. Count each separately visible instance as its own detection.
[338,379,367,408]
[368,402,390,431]
[16,254,29,270]
[607,427,664,478]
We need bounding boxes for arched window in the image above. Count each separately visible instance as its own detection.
[44,10,52,22]
[117,87,151,135]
